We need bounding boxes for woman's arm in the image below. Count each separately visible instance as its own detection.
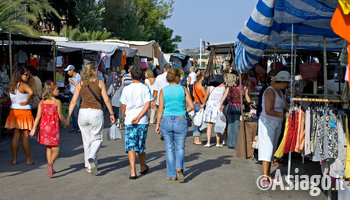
[187,76,191,87]
[156,89,164,134]
[184,87,194,112]
[220,87,230,111]
[20,83,33,106]
[55,99,68,127]
[264,89,284,118]
[99,80,115,124]
[244,87,252,103]
[29,101,42,136]
[66,82,81,121]
[200,87,211,108]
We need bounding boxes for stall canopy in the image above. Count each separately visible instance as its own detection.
[56,41,127,56]
[235,0,342,74]
[105,39,155,58]
[207,42,235,55]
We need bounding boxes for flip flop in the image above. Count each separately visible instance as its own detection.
[140,165,149,175]
[193,142,203,145]
[129,175,137,180]
[88,158,98,176]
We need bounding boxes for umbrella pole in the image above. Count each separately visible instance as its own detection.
[8,33,12,78]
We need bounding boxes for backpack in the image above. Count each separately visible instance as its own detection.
[114,74,122,89]
[224,73,238,87]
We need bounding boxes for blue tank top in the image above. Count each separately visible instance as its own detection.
[163,85,186,116]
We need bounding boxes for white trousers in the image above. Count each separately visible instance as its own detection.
[78,108,104,168]
[258,116,282,162]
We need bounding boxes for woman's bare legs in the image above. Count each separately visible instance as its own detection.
[206,123,213,145]
[11,129,21,164]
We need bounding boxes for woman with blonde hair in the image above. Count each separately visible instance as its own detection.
[67,62,115,175]
[5,66,35,165]
[144,69,156,123]
[187,66,197,100]
[156,68,194,183]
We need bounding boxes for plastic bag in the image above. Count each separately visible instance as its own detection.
[107,124,122,140]
[199,122,208,131]
[214,112,226,134]
[194,108,204,127]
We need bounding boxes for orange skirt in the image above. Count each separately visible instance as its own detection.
[5,109,34,130]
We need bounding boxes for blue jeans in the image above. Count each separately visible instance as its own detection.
[160,115,188,178]
[193,102,202,137]
[69,93,81,130]
[226,106,241,148]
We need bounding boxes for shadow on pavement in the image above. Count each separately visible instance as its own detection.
[185,155,232,182]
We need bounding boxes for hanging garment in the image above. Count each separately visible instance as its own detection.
[283,111,295,154]
[274,117,289,158]
[339,0,350,15]
[295,108,305,153]
[290,110,299,152]
[311,109,318,154]
[345,115,350,179]
[304,108,312,155]
[317,109,338,160]
[330,116,347,178]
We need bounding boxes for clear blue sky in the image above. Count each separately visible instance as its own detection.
[164,0,258,50]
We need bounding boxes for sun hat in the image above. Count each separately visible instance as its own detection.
[271,71,291,82]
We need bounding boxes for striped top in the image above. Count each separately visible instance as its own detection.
[123,74,132,86]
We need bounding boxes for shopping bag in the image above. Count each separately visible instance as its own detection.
[199,122,208,131]
[107,124,122,140]
[193,108,204,126]
[214,112,226,134]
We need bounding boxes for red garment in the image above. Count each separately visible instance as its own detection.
[29,57,38,68]
[38,102,60,146]
[228,85,244,107]
[290,110,299,152]
[283,112,294,154]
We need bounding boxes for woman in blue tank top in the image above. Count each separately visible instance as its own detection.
[156,68,194,183]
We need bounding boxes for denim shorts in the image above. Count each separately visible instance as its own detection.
[125,124,148,154]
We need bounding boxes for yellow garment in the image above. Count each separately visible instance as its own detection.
[345,115,350,179]
[56,72,64,82]
[339,0,350,15]
[274,117,289,158]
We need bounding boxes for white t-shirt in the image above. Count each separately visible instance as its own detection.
[120,83,153,125]
[154,72,169,105]
[188,72,197,85]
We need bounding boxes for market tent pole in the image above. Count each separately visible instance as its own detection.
[53,41,56,82]
[273,45,277,70]
[287,23,295,184]
[200,38,202,67]
[8,33,12,77]
[239,73,247,157]
[323,37,328,98]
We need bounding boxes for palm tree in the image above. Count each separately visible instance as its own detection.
[0,0,38,35]
[0,0,60,36]
[81,29,114,41]
[44,25,83,41]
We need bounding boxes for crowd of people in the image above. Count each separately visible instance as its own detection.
[2,62,291,185]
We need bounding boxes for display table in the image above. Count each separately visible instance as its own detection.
[236,121,258,159]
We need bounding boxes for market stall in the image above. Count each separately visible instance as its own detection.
[235,0,349,199]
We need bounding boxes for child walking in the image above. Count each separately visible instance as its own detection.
[120,66,153,179]
[30,81,68,178]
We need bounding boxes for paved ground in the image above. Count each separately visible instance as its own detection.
[0,121,330,200]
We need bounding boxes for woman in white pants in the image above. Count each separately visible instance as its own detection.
[67,62,115,175]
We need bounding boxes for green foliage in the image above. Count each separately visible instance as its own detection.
[102,0,181,52]
[43,25,113,41]
[0,0,59,36]
[81,28,113,41]
[74,0,103,31]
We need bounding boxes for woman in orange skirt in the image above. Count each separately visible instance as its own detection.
[5,66,35,165]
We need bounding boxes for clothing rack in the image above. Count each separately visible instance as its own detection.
[292,98,346,103]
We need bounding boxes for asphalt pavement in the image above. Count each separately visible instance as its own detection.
[0,120,329,200]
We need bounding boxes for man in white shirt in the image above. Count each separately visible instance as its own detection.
[120,67,153,179]
[152,64,171,140]
[65,65,81,134]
